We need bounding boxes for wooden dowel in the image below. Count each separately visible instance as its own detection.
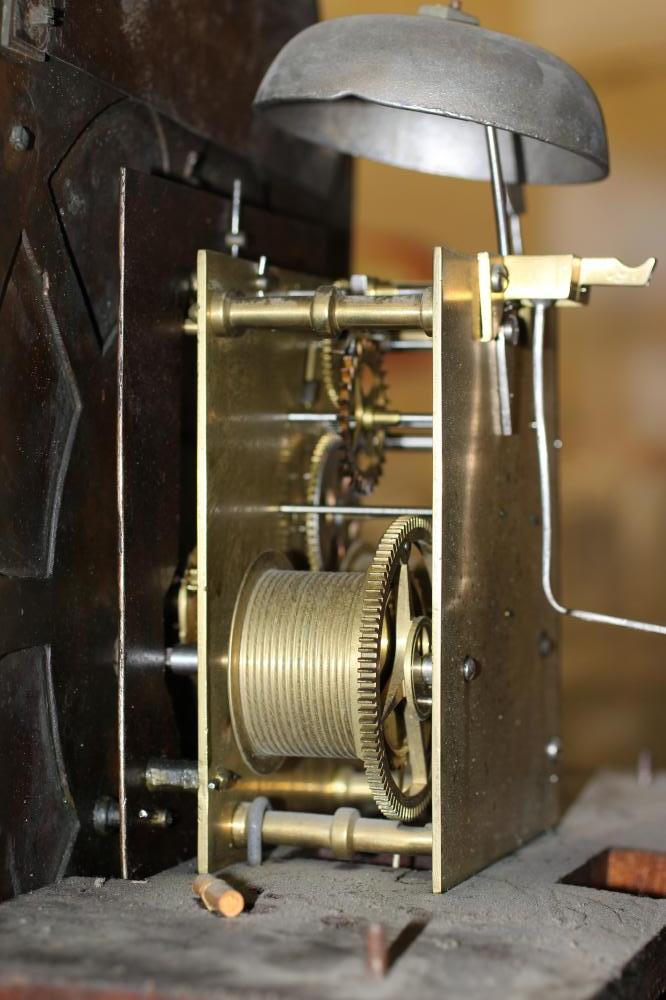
[193,873,245,918]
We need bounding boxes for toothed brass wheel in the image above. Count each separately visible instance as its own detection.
[304,433,360,571]
[356,516,432,821]
[338,336,388,495]
[320,338,340,409]
[228,516,432,821]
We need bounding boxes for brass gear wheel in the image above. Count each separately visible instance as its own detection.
[228,517,432,821]
[320,339,340,409]
[357,515,432,821]
[305,433,359,571]
[337,336,388,495]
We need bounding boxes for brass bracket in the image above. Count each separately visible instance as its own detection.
[477,253,656,342]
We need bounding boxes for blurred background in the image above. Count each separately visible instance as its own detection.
[321,0,666,786]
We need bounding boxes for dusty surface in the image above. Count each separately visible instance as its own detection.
[0,773,664,999]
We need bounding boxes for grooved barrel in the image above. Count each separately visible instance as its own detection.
[235,569,366,759]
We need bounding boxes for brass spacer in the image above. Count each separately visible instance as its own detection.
[310,286,339,338]
[419,285,434,331]
[330,807,360,860]
[208,290,241,337]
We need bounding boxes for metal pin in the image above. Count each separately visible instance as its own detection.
[254,255,270,296]
[225,178,246,258]
[366,923,389,978]
[230,179,242,254]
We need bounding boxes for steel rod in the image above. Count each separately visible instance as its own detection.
[485,125,512,257]
[396,414,432,429]
[165,643,198,676]
[286,412,433,429]
[386,436,433,451]
[387,338,433,351]
[279,505,432,518]
[506,183,525,255]
[286,412,339,423]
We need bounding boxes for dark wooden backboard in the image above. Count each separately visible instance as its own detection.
[0,0,350,900]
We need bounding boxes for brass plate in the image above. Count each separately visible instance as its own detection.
[197,252,324,873]
[198,246,560,886]
[431,246,560,892]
